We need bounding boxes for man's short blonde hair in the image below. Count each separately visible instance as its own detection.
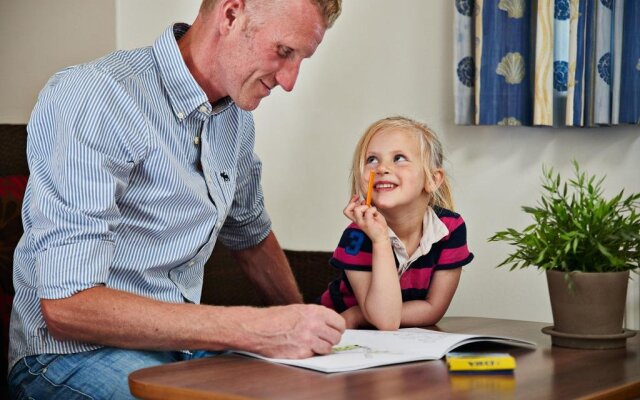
[200,0,341,27]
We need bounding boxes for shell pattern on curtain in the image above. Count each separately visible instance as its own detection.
[454,0,640,127]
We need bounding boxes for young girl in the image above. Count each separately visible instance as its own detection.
[319,116,473,330]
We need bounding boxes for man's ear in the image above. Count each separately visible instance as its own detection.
[219,0,246,35]
[426,168,444,192]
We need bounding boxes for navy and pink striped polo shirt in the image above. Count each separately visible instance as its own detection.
[319,207,473,312]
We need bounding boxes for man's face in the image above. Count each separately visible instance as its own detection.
[218,0,326,110]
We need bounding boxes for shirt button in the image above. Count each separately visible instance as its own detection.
[216,221,223,230]
[194,137,200,145]
[177,112,185,120]
[189,261,195,266]
[199,105,208,113]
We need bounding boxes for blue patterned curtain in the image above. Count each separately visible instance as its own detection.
[454,0,640,127]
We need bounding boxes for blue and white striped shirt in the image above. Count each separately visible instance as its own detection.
[9,24,271,370]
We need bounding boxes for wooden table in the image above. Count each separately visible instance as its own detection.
[129,317,640,399]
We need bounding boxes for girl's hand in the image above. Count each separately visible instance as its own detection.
[343,195,389,244]
[341,306,367,329]
[343,195,364,223]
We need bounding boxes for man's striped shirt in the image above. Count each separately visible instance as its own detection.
[9,24,271,370]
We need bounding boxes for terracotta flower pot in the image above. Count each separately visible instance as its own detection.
[543,270,636,349]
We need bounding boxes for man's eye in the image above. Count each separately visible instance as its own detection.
[278,46,293,58]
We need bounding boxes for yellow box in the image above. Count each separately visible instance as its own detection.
[446,352,516,372]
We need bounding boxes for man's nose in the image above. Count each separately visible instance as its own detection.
[275,61,301,92]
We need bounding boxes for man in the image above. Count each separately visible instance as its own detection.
[8,0,344,398]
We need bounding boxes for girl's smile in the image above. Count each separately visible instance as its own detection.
[374,181,397,191]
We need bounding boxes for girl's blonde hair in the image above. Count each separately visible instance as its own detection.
[350,116,454,210]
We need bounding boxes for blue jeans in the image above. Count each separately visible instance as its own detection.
[8,348,220,399]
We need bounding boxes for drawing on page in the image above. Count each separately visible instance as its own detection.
[332,344,379,358]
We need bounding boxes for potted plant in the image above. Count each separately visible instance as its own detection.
[489,161,639,349]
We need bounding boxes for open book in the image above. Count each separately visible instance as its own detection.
[236,328,537,373]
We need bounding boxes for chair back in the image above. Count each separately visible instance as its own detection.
[0,124,29,396]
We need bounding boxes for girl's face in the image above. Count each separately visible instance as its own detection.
[361,128,430,213]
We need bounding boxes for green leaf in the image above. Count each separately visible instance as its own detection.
[488,160,640,273]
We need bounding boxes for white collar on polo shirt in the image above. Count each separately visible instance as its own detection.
[387,207,449,277]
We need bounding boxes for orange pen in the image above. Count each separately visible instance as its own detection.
[365,170,375,206]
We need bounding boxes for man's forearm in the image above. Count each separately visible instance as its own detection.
[231,231,303,305]
[41,286,260,351]
[40,285,344,358]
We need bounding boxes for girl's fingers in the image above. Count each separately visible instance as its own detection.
[346,196,381,228]
[343,209,356,223]
[352,205,368,226]
[373,209,388,225]
[354,205,370,215]
[345,195,361,210]
[343,196,361,221]
[362,207,381,225]
[364,206,377,218]
[364,207,387,229]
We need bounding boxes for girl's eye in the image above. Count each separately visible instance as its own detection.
[394,154,408,162]
[365,156,378,165]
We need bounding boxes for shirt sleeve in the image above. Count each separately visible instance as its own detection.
[28,66,147,299]
[435,213,474,270]
[329,224,373,272]
[218,111,271,250]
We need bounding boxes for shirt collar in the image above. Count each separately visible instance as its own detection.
[152,23,233,123]
[388,207,450,276]
[418,207,450,254]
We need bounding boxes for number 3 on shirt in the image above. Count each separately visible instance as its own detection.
[345,230,365,255]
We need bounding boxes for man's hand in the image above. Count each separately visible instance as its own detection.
[242,304,345,359]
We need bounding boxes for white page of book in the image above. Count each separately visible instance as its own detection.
[235,328,536,373]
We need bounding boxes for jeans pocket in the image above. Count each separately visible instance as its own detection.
[13,354,93,400]
[9,355,64,400]
[26,354,62,375]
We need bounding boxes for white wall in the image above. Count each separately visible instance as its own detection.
[115,0,200,50]
[0,0,115,123]
[2,0,638,328]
